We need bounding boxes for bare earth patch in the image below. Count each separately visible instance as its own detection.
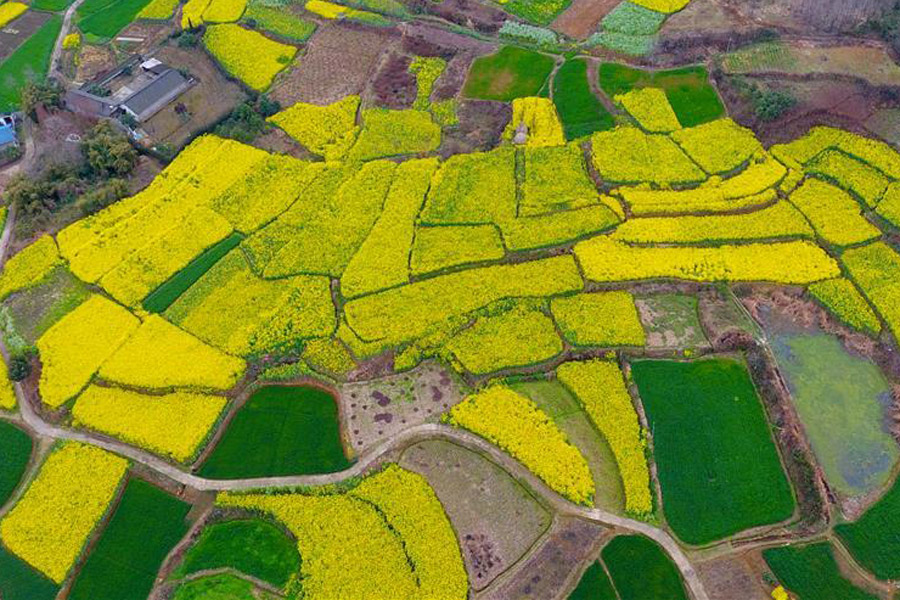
[142,45,247,149]
[271,23,394,106]
[697,555,770,600]
[477,516,608,600]
[341,362,464,453]
[550,0,620,40]
[399,439,552,590]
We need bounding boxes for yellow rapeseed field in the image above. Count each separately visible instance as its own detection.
[72,385,227,462]
[0,443,128,583]
[37,295,140,408]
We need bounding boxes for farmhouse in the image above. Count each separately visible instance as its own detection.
[64,57,194,124]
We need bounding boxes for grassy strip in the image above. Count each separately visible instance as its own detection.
[29,0,73,10]
[142,232,243,314]
[68,479,191,600]
[552,59,614,140]
[598,63,724,127]
[78,0,155,38]
[463,46,555,102]
[0,16,62,111]
[0,421,32,506]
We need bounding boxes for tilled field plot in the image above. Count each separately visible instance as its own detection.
[341,362,464,453]
[399,439,552,591]
[271,24,392,106]
[0,11,50,63]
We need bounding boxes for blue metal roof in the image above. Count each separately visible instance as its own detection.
[0,124,15,146]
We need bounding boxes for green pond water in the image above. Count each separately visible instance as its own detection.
[763,308,898,497]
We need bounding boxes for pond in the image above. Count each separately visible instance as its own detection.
[198,385,352,479]
[760,306,898,498]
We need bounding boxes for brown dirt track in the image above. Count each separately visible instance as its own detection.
[550,0,619,40]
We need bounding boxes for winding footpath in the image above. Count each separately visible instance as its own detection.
[0,211,709,600]
[48,0,87,81]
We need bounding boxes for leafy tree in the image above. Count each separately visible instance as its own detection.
[81,122,137,179]
[20,79,64,119]
[7,354,31,382]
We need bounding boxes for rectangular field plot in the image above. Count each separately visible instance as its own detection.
[0,545,58,600]
[463,46,555,102]
[68,479,191,600]
[0,15,62,111]
[598,64,724,127]
[0,421,32,507]
[198,385,352,479]
[632,358,795,545]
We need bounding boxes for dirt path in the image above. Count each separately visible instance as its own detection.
[12,385,710,600]
[0,212,709,600]
[49,0,87,82]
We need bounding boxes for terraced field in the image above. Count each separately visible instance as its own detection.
[1,1,900,598]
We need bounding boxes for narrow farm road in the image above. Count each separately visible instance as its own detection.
[49,0,87,81]
[14,386,710,600]
[0,212,709,600]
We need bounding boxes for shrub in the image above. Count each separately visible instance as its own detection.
[62,33,81,50]
[446,386,594,505]
[0,443,128,583]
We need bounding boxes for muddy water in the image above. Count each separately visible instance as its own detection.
[758,305,898,498]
